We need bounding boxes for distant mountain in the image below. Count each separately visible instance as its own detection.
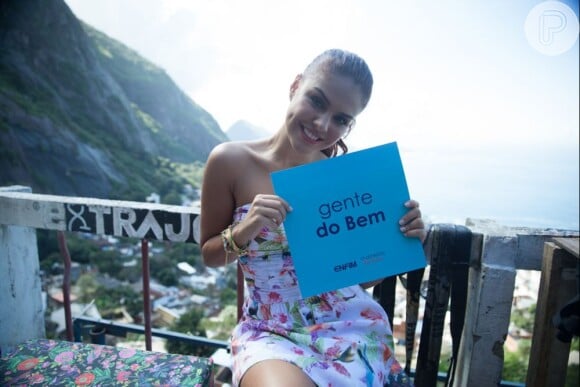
[226,120,272,141]
[0,0,227,200]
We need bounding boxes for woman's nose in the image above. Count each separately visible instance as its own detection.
[313,113,331,133]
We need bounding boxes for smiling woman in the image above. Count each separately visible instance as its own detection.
[199,49,426,387]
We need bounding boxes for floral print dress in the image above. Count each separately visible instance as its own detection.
[230,205,411,387]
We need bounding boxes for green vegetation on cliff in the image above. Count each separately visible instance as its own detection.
[0,0,226,201]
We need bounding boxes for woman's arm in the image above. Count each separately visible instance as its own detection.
[199,143,239,267]
[199,143,292,267]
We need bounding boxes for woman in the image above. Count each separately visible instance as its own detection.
[200,49,425,387]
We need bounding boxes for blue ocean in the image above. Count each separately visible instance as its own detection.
[400,145,579,231]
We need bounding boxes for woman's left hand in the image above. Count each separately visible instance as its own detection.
[399,199,427,244]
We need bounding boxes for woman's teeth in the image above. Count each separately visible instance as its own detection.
[304,127,319,141]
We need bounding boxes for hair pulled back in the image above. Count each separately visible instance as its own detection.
[304,49,373,157]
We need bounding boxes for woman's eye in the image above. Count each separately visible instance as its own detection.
[335,116,351,127]
[309,95,324,109]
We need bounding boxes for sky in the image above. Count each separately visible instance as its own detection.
[64,0,579,230]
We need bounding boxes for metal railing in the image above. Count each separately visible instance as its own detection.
[0,187,203,353]
[73,315,227,350]
[1,186,578,386]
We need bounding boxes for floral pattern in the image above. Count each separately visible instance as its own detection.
[231,204,412,387]
[0,339,213,386]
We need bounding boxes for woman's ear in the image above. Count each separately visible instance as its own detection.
[289,74,302,100]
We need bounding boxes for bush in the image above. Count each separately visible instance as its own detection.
[502,339,531,383]
[165,308,214,357]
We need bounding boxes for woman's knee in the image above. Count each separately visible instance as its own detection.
[239,359,316,387]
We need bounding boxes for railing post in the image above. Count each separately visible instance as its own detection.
[454,235,517,386]
[73,318,83,342]
[0,186,45,354]
[526,239,578,387]
[57,231,74,342]
[141,239,152,351]
[414,225,453,386]
[414,224,472,387]
[453,232,484,386]
[89,325,107,345]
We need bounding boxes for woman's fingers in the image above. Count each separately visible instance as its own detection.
[399,200,427,242]
[399,207,422,229]
[399,216,424,233]
[253,194,292,214]
[405,199,420,209]
[249,194,292,229]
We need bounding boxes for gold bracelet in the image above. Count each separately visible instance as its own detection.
[229,224,249,255]
[220,228,231,265]
[221,224,249,258]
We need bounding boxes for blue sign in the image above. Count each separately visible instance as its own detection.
[271,142,426,297]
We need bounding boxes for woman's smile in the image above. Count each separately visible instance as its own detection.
[302,125,321,143]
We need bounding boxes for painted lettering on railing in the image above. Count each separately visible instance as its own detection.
[65,204,200,243]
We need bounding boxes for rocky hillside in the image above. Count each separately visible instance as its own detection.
[0,0,227,200]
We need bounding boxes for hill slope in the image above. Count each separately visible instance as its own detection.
[0,0,226,200]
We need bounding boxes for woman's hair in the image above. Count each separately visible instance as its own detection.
[304,49,373,158]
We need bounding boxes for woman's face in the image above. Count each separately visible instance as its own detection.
[285,69,364,154]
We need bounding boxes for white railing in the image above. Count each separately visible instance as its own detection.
[1,185,578,386]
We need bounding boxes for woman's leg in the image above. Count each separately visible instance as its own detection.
[240,359,316,387]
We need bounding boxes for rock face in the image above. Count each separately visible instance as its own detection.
[0,0,227,199]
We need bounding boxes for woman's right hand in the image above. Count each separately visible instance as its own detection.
[233,194,293,246]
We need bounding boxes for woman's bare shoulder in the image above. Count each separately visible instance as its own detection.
[207,140,267,167]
